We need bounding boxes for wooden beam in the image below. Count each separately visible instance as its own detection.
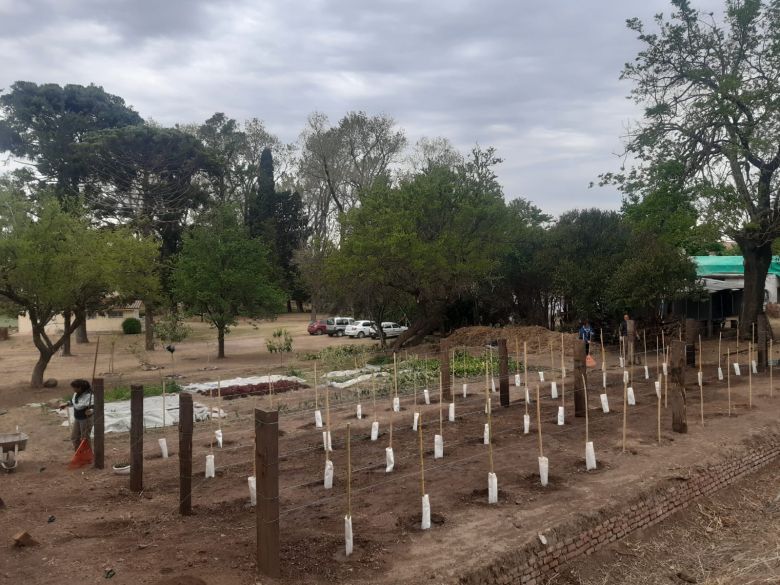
[129,385,144,492]
[256,408,280,578]
[179,392,193,515]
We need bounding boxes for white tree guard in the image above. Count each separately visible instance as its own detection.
[324,459,334,489]
[462,382,468,397]
[248,476,257,506]
[322,431,332,452]
[718,367,724,381]
[602,371,607,389]
[524,387,531,403]
[627,387,636,406]
[448,403,455,422]
[488,472,498,504]
[623,371,630,384]
[205,454,215,479]
[434,434,444,459]
[385,447,394,473]
[539,371,545,382]
[538,456,549,486]
[483,423,490,445]
[515,374,521,387]
[423,389,430,405]
[557,406,565,426]
[356,404,362,419]
[654,381,661,399]
[370,421,379,441]
[412,411,419,431]
[644,366,649,379]
[344,515,353,556]
[421,494,431,530]
[314,410,323,428]
[734,363,741,376]
[585,441,597,470]
[551,381,558,399]
[600,393,610,413]
[663,362,668,375]
[698,371,703,386]
[215,429,223,448]
[392,396,400,412]
[752,360,758,374]
[523,413,530,434]
[158,438,169,459]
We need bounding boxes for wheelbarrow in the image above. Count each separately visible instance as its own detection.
[0,431,28,472]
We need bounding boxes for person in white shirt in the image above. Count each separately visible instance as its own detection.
[59,379,94,451]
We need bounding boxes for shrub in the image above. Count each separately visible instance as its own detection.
[154,312,191,344]
[266,328,293,354]
[121,317,142,335]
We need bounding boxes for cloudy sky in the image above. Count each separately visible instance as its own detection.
[0,0,723,215]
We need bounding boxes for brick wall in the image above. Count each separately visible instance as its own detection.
[459,435,780,585]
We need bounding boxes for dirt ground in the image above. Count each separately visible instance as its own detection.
[1,319,779,585]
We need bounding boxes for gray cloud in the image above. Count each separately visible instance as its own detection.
[0,0,725,214]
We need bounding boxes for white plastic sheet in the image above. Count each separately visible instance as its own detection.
[434,434,443,459]
[488,472,498,504]
[385,447,394,473]
[103,394,211,434]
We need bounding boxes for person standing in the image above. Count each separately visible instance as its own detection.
[60,379,94,451]
[579,320,594,355]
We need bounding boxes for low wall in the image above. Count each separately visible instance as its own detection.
[459,434,780,585]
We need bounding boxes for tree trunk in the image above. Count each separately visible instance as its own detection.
[573,340,587,417]
[31,350,54,388]
[217,328,225,358]
[144,304,155,351]
[75,307,89,344]
[286,299,292,313]
[296,299,304,313]
[669,340,688,433]
[739,238,772,339]
[62,311,73,357]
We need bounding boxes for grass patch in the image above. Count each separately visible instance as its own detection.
[103,382,182,403]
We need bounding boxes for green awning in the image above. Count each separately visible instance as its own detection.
[694,255,780,277]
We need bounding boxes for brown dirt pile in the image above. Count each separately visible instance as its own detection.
[446,325,579,352]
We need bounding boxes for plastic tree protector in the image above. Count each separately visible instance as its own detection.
[654,380,661,399]
[515,374,521,387]
[370,421,379,441]
[158,438,169,459]
[599,393,609,413]
[551,381,558,399]
[644,365,649,379]
[412,411,419,431]
[585,442,597,470]
[483,423,490,444]
[314,410,323,428]
[539,371,545,382]
[557,405,565,426]
[523,413,530,434]
[322,431,333,451]
[488,472,498,504]
[734,362,741,376]
[434,434,444,459]
[602,371,607,389]
[538,456,549,486]
[423,388,430,405]
[205,454,215,478]
[421,494,431,530]
[324,459,334,489]
[462,382,468,397]
[392,396,400,412]
[525,387,531,403]
[627,387,636,406]
[448,402,455,422]
[623,370,630,384]
[344,515,353,556]
[385,446,395,472]
[215,429,223,448]
[248,476,257,506]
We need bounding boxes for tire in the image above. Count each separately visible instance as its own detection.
[328,333,334,337]
[337,330,344,337]
[357,332,365,339]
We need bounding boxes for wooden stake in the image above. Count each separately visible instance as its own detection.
[91,335,101,384]
[255,408,280,578]
[314,361,319,409]
[487,396,494,474]
[643,330,648,368]
[130,385,144,493]
[179,392,193,515]
[582,375,589,444]
[771,339,774,398]
[438,371,443,438]
[600,328,605,371]
[535,385,543,458]
[325,385,331,461]
[748,342,753,408]
[393,352,399,401]
[560,333,565,407]
[656,375,661,444]
[698,336,704,426]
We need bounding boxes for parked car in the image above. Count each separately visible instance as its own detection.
[307,319,328,335]
[326,316,354,337]
[369,322,408,339]
[345,320,374,338]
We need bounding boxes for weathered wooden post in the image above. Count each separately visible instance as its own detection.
[179,392,193,515]
[498,338,510,407]
[440,343,452,402]
[685,318,697,366]
[93,378,104,469]
[669,341,688,433]
[256,408,280,578]
[130,385,144,492]
[573,340,587,417]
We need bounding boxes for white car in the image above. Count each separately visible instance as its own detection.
[344,320,374,338]
[370,322,408,339]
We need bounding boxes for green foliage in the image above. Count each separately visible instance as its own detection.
[172,204,284,357]
[266,328,293,354]
[303,344,368,370]
[121,317,142,335]
[153,312,191,344]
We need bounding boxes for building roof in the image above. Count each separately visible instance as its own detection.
[694,256,780,277]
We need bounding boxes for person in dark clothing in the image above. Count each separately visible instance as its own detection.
[59,379,94,451]
[579,320,594,355]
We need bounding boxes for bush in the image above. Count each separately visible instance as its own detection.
[266,328,293,354]
[121,317,142,335]
[154,312,191,344]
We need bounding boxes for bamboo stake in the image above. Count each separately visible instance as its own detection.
[524,341,529,416]
[393,352,398,402]
[771,339,774,398]
[698,336,704,426]
[727,347,731,416]
[347,423,352,517]
[560,333,565,407]
[718,332,722,374]
[418,414,425,497]
[325,384,331,461]
[314,361,319,409]
[600,328,605,371]
[91,335,101,383]
[487,396,494,474]
[371,370,377,421]
[643,330,648,368]
[217,377,222,433]
[438,371,443,438]
[535,385,543,458]
[656,374,661,444]
[582,375,589,444]
[622,380,627,454]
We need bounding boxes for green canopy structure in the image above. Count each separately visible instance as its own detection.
[694,255,780,277]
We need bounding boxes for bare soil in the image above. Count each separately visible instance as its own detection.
[0,319,779,585]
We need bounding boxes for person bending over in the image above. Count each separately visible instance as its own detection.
[60,379,94,451]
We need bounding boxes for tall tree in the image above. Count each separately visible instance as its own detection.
[616,0,780,337]
[0,191,159,387]
[0,81,142,198]
[172,205,284,358]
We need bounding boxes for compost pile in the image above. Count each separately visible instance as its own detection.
[196,380,306,400]
[446,325,579,352]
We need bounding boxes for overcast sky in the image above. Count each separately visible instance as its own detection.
[0,0,724,215]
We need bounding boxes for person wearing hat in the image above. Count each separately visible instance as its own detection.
[59,379,94,451]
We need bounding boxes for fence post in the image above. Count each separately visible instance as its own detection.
[757,315,768,371]
[670,341,688,433]
[498,339,510,407]
[573,341,587,417]
[130,384,144,492]
[179,393,193,515]
[93,378,104,469]
[256,408,280,578]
